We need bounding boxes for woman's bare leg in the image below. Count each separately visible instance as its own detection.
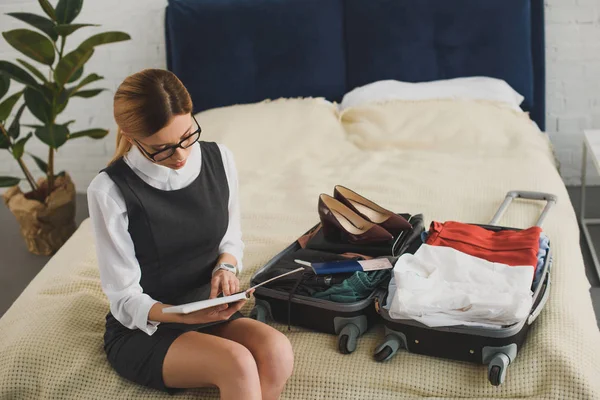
[208,318,294,400]
[162,330,262,400]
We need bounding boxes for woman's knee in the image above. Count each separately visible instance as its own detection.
[257,331,294,382]
[219,343,260,386]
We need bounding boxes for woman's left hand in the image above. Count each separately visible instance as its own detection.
[209,270,240,299]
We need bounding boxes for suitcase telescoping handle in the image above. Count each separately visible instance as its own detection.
[489,191,558,227]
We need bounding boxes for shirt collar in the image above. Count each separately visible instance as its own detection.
[125,142,200,182]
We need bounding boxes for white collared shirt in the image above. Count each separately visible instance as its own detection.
[87,142,244,336]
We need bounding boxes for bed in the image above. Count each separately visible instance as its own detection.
[1,0,599,399]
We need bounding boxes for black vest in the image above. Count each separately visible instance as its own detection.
[102,141,229,305]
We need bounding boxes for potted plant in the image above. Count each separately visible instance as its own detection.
[0,0,130,255]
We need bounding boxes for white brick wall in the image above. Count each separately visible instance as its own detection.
[0,0,599,192]
[546,0,600,185]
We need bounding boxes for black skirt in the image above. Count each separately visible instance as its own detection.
[104,311,244,393]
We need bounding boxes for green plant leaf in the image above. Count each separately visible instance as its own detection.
[0,61,39,88]
[0,75,9,100]
[55,23,97,36]
[68,128,108,140]
[74,73,102,91]
[65,73,103,99]
[0,91,24,123]
[56,170,65,177]
[8,103,26,139]
[6,13,58,41]
[67,66,83,83]
[38,0,57,22]
[29,153,48,173]
[78,31,131,50]
[0,176,21,187]
[24,86,53,124]
[54,47,93,86]
[34,123,69,149]
[71,88,105,98]
[43,81,59,96]
[55,90,69,114]
[17,59,48,83]
[2,29,55,66]
[12,132,32,159]
[56,0,83,24]
[0,134,9,149]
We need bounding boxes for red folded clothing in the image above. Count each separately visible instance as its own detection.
[425,221,541,270]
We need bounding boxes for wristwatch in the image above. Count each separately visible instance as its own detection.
[212,262,238,277]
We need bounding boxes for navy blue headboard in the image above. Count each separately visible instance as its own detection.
[165,0,545,130]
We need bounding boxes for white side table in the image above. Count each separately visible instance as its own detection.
[581,129,600,280]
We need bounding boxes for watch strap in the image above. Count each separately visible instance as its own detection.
[212,262,238,276]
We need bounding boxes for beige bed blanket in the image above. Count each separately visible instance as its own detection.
[1,98,599,399]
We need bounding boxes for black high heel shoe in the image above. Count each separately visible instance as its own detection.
[318,194,393,244]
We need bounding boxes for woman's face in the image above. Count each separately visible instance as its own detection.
[131,114,195,170]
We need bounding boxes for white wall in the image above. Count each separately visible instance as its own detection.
[0,0,168,192]
[0,0,599,192]
[545,0,600,185]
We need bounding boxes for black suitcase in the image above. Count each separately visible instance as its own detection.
[372,191,556,386]
[249,213,425,354]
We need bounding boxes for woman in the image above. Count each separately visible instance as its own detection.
[87,69,294,399]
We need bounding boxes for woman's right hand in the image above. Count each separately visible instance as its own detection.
[182,299,247,325]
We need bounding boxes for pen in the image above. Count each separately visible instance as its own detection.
[294,259,312,267]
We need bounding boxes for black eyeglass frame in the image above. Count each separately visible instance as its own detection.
[135,115,202,162]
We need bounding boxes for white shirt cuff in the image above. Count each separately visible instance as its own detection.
[135,296,161,336]
[219,245,244,274]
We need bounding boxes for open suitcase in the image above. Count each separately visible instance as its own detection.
[373,191,556,386]
[249,213,425,354]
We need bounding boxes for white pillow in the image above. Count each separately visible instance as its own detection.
[340,77,525,111]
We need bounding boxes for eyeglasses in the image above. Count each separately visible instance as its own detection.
[135,115,202,162]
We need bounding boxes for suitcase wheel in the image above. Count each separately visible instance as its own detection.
[338,323,360,354]
[487,353,510,386]
[250,303,268,323]
[488,366,501,386]
[373,335,401,362]
[373,345,394,362]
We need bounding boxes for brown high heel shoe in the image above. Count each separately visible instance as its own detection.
[318,194,393,244]
[333,185,411,237]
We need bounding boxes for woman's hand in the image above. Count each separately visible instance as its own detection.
[182,299,247,325]
[209,269,240,299]
[183,290,254,325]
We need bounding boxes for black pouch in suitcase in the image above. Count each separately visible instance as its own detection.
[373,191,556,387]
[249,213,425,354]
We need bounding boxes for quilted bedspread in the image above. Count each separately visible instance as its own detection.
[1,98,598,399]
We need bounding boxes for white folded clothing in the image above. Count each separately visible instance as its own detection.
[385,268,510,329]
[388,244,534,328]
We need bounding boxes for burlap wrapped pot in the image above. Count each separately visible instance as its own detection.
[3,173,77,256]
